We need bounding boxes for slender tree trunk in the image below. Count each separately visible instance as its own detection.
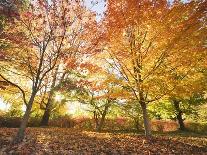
[13,91,36,143]
[94,111,99,131]
[134,118,140,131]
[140,102,151,137]
[96,104,110,132]
[173,100,186,131]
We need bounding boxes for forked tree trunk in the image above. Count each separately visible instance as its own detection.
[140,102,151,137]
[96,112,106,132]
[173,100,186,131]
[13,91,36,143]
[96,104,110,132]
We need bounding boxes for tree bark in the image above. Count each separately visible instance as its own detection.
[140,102,151,137]
[173,100,186,131]
[94,111,99,131]
[129,26,151,137]
[96,104,110,132]
[40,101,51,126]
[134,118,141,131]
[40,90,54,126]
[13,91,36,143]
[40,66,58,126]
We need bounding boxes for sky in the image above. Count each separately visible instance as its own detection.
[84,0,189,22]
[0,98,10,111]
[84,0,107,22]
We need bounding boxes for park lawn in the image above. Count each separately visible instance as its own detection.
[0,127,206,155]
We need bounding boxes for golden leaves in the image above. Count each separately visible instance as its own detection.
[101,0,207,103]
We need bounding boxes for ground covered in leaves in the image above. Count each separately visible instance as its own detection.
[0,128,206,155]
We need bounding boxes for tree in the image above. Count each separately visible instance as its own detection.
[120,99,143,131]
[81,80,119,132]
[80,88,113,132]
[38,0,99,126]
[0,0,95,143]
[60,57,122,131]
[102,0,207,137]
[169,73,207,130]
[39,66,59,126]
[23,0,102,126]
[79,61,124,131]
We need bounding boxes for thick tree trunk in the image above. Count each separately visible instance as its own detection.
[140,102,151,137]
[40,67,58,126]
[129,26,151,136]
[40,93,53,126]
[40,102,51,126]
[13,91,36,143]
[173,100,186,131]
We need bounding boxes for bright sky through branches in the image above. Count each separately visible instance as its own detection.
[84,0,106,22]
[0,0,191,112]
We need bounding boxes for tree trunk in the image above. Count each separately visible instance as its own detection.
[13,91,36,143]
[40,93,53,126]
[140,102,151,137]
[173,100,186,131]
[40,102,51,126]
[134,118,141,131]
[96,104,110,132]
[40,67,58,126]
[129,26,151,136]
[94,111,99,131]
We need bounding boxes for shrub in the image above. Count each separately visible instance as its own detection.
[0,116,21,127]
[73,117,93,130]
[103,117,135,131]
[151,120,178,132]
[185,121,207,133]
[0,116,75,128]
[49,115,75,128]
[28,117,41,127]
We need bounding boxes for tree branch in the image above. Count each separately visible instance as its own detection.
[0,73,28,106]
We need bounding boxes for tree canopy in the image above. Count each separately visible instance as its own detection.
[0,0,206,144]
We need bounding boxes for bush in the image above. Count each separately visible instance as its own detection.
[151,120,178,132]
[73,117,93,130]
[49,115,75,128]
[1,115,206,134]
[0,116,75,128]
[0,116,41,127]
[28,117,41,127]
[185,121,207,133]
[0,116,21,127]
[73,117,135,131]
[104,117,134,131]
